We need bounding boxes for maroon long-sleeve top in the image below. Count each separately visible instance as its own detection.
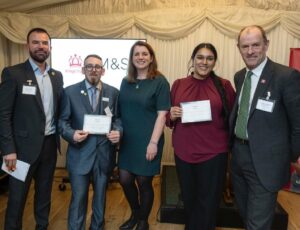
[166,75,236,163]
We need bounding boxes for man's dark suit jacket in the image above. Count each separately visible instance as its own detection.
[0,60,63,163]
[59,80,122,175]
[229,58,300,192]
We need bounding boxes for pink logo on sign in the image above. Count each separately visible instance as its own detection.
[69,54,82,67]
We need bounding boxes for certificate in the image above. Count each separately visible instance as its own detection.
[83,114,111,134]
[1,159,30,182]
[181,100,212,123]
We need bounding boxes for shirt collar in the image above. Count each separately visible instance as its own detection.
[85,79,94,90]
[84,79,101,91]
[29,58,50,74]
[247,57,268,77]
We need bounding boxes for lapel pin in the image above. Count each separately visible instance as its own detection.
[261,79,266,84]
[51,71,55,76]
[27,80,32,85]
[81,90,87,96]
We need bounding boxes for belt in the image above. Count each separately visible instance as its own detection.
[235,136,249,145]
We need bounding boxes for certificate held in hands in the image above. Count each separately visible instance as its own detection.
[1,159,30,182]
[181,100,212,123]
[83,114,112,134]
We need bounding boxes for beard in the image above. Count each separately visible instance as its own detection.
[29,49,50,63]
[86,74,100,86]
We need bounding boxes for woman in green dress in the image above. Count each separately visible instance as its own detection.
[118,41,170,230]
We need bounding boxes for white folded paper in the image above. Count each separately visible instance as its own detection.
[1,159,30,182]
[181,100,212,123]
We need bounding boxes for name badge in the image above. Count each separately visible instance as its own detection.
[102,97,109,102]
[22,85,37,95]
[256,98,275,113]
[104,106,113,117]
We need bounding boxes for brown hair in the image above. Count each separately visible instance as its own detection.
[237,25,268,46]
[83,54,102,65]
[27,27,51,43]
[126,41,162,83]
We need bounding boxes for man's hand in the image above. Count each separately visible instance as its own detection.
[3,153,17,172]
[292,162,300,176]
[73,130,89,143]
[107,130,120,144]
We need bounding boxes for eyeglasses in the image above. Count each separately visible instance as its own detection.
[84,64,103,71]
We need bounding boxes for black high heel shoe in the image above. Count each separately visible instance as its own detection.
[135,220,149,230]
[119,213,138,230]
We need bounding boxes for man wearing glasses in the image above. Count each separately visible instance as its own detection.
[59,54,122,230]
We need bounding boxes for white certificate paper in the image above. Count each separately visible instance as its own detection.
[83,114,112,134]
[1,159,30,182]
[181,100,212,123]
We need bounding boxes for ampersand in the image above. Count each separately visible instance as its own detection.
[111,58,120,70]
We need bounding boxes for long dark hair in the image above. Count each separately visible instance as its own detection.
[189,43,229,124]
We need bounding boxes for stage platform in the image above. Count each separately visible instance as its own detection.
[160,165,288,229]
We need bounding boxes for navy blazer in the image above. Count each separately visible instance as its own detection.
[59,80,122,175]
[0,60,63,164]
[229,59,300,191]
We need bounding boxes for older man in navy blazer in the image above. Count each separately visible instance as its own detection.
[59,54,122,230]
[229,25,300,230]
[0,28,63,230]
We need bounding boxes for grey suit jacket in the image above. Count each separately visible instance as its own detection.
[229,59,300,191]
[59,80,122,175]
[0,60,63,164]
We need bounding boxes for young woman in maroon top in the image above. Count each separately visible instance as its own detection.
[166,43,236,230]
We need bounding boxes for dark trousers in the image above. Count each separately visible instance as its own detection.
[231,139,278,230]
[68,153,108,230]
[5,135,57,230]
[175,153,228,230]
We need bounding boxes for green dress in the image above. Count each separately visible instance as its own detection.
[118,75,171,176]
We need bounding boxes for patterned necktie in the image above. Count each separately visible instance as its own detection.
[90,87,98,112]
[235,71,253,139]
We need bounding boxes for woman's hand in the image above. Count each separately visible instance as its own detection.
[170,106,182,121]
[146,141,158,161]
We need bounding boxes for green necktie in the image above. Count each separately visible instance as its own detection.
[235,71,253,139]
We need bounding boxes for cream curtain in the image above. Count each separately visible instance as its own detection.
[1,7,300,43]
[0,0,79,12]
[2,0,300,13]
[1,0,300,165]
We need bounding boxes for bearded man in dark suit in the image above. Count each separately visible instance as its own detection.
[0,27,63,230]
[59,54,122,230]
[229,25,300,230]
